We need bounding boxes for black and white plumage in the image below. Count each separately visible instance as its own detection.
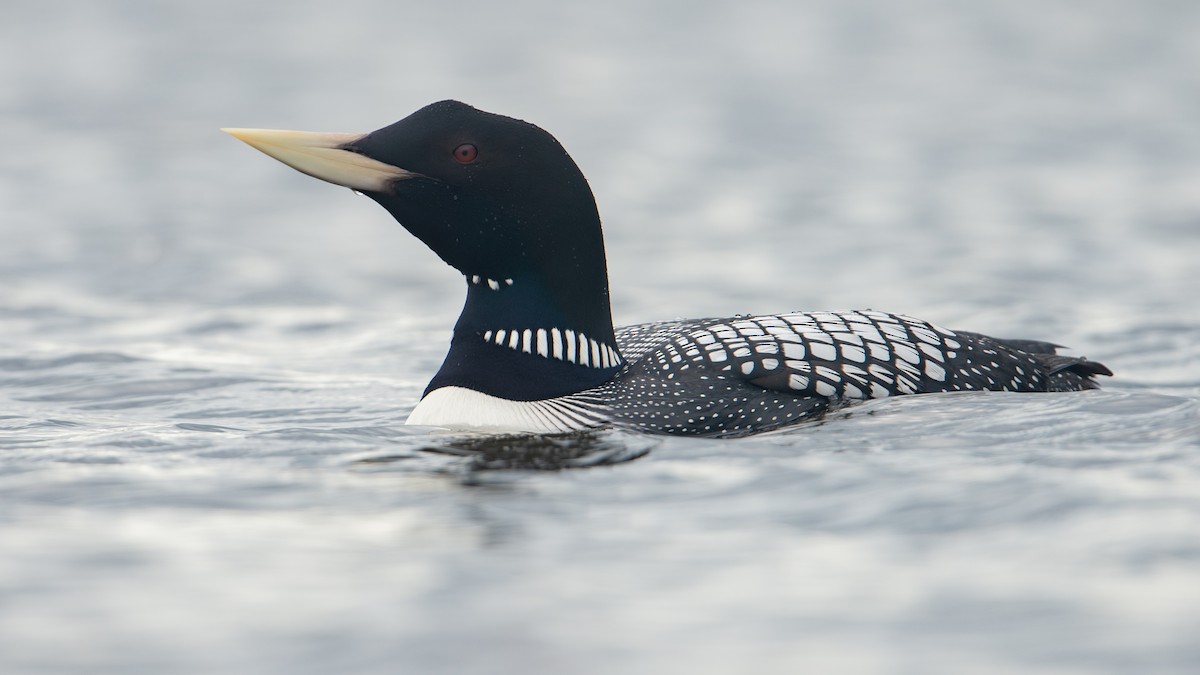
[599,311,1108,436]
[224,101,1111,438]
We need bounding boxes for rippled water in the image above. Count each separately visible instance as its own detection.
[3,1,1200,673]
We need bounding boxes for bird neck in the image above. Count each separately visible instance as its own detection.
[424,249,622,401]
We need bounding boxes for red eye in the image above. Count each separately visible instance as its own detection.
[453,143,478,164]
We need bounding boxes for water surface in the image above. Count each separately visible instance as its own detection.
[2,1,1199,673]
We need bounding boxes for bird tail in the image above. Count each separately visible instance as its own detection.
[956,331,1113,390]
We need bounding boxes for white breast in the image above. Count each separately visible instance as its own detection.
[405,386,605,434]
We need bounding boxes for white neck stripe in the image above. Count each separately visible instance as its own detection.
[482,327,622,369]
[467,274,514,290]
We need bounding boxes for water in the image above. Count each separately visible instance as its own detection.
[3,1,1200,673]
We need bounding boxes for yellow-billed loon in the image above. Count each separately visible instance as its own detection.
[223,100,1111,437]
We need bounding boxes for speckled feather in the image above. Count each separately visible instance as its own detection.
[570,311,1111,437]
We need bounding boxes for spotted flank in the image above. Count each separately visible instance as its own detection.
[589,311,1111,437]
[229,100,1112,437]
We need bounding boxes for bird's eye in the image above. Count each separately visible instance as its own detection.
[453,143,478,164]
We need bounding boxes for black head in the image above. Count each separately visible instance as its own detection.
[345,101,605,286]
[224,101,621,400]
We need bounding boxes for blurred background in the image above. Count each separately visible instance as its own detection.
[5,0,1197,320]
[2,1,1198,673]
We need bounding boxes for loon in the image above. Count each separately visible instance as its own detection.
[223,100,1111,438]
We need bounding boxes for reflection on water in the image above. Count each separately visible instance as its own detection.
[361,430,658,474]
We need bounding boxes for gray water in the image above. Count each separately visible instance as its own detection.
[3,1,1200,673]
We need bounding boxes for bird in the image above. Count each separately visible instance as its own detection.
[223,100,1111,438]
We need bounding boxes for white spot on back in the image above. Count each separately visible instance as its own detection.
[925,361,946,381]
[785,359,811,372]
[893,344,920,364]
[840,344,866,362]
[810,342,837,361]
[782,342,806,359]
[918,342,944,361]
[912,327,939,345]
